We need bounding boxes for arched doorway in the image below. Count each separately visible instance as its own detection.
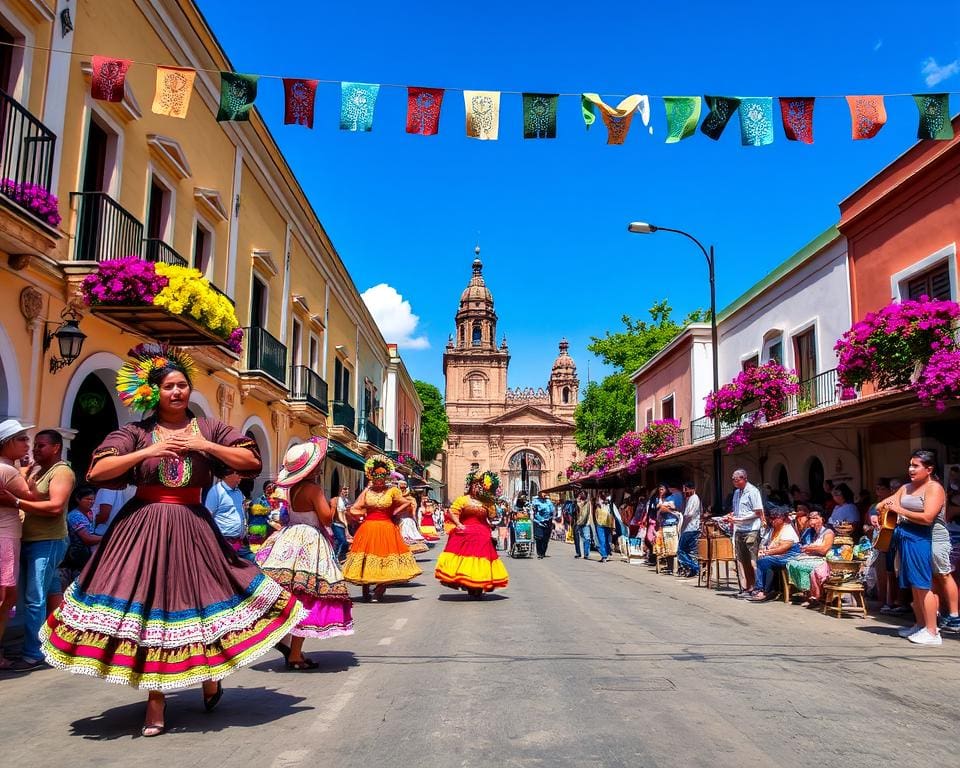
[0,318,22,419]
[507,449,543,500]
[774,464,789,495]
[807,457,826,504]
[68,373,118,482]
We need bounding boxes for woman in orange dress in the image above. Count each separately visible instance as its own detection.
[435,471,509,599]
[342,455,422,601]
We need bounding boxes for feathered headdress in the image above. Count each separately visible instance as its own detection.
[466,469,501,499]
[116,343,197,412]
[365,454,396,480]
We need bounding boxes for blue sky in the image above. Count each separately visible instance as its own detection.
[199,1,960,392]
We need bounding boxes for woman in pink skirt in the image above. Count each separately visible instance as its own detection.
[256,438,353,669]
[0,419,32,670]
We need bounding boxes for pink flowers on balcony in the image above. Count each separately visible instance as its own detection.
[835,297,960,411]
[705,361,799,451]
[0,178,62,228]
[566,419,683,480]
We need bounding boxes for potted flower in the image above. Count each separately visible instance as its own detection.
[0,178,62,228]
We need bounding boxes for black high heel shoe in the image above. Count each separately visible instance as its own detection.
[203,681,223,712]
[141,702,167,737]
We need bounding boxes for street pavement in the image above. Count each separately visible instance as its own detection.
[1,540,958,768]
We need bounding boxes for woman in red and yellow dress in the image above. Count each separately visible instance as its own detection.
[418,498,441,542]
[435,471,509,599]
[342,455,422,601]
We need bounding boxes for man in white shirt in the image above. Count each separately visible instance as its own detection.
[723,468,766,596]
[92,486,133,542]
[676,481,702,577]
[332,486,351,562]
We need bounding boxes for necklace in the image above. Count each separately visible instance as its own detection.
[154,418,199,488]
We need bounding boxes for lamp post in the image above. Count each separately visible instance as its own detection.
[627,221,723,514]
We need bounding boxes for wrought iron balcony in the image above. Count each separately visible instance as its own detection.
[243,326,287,385]
[332,400,356,433]
[143,238,187,267]
[71,191,143,262]
[0,89,56,195]
[690,415,714,444]
[787,368,850,415]
[209,282,236,306]
[360,413,387,450]
[289,366,328,414]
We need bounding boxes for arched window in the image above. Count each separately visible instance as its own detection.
[465,374,486,400]
[562,386,570,404]
[472,322,482,346]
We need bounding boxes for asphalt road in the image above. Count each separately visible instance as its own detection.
[1,540,958,768]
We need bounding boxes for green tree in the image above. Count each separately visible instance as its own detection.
[574,300,708,452]
[414,380,449,463]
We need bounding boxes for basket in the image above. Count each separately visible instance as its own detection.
[826,557,863,583]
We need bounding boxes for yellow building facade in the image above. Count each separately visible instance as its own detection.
[0,0,403,497]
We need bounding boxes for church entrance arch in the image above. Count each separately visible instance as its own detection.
[506,449,544,501]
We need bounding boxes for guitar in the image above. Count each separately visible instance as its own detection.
[874,505,898,552]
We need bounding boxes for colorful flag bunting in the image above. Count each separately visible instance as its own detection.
[522,93,559,139]
[340,83,380,132]
[217,72,258,122]
[663,96,701,143]
[464,90,501,140]
[406,87,444,135]
[700,96,740,140]
[846,95,886,140]
[151,66,196,119]
[91,55,132,103]
[581,94,650,145]
[739,97,774,146]
[581,95,597,130]
[914,94,953,140]
[779,97,815,144]
[283,78,318,128]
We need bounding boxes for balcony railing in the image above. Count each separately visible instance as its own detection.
[71,191,143,262]
[690,415,714,444]
[143,238,187,267]
[243,326,287,385]
[209,282,236,306]
[289,366,328,413]
[0,89,56,194]
[787,368,848,415]
[332,400,355,432]
[360,413,387,450]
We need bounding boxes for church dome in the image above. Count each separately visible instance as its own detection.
[459,250,493,306]
[551,339,576,374]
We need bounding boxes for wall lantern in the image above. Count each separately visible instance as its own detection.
[43,306,86,373]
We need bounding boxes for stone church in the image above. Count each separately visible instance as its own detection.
[442,251,579,501]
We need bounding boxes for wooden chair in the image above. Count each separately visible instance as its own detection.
[696,537,710,587]
[822,581,867,618]
[780,568,793,604]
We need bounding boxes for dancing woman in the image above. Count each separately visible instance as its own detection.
[255,438,353,670]
[395,478,429,554]
[435,471,509,599]
[418,498,441,542]
[40,345,304,737]
[342,455,422,601]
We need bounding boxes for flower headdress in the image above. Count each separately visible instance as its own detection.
[116,343,197,412]
[466,470,501,500]
[365,454,395,481]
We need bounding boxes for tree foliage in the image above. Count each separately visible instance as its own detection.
[414,380,449,463]
[574,300,708,453]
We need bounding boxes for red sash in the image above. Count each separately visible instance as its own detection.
[136,486,202,505]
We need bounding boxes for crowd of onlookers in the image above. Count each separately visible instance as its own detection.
[548,451,960,646]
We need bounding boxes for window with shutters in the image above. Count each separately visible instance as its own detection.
[905,263,951,302]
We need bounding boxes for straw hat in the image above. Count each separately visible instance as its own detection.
[276,437,328,487]
[0,418,32,444]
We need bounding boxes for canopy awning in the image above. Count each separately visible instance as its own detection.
[328,440,366,471]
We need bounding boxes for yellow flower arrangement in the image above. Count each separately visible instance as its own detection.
[153,263,240,339]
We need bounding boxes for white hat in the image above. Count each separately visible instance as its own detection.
[275,437,328,487]
[0,418,32,444]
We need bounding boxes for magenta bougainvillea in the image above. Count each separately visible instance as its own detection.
[81,256,168,305]
[835,297,960,411]
[705,361,799,452]
[566,419,683,480]
[835,297,960,391]
[0,179,62,227]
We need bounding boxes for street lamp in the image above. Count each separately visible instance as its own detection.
[43,306,87,374]
[627,221,723,514]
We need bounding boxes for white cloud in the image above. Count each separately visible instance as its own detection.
[922,57,960,87]
[873,39,883,52]
[361,283,430,350]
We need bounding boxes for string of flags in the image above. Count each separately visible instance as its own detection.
[87,52,957,144]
